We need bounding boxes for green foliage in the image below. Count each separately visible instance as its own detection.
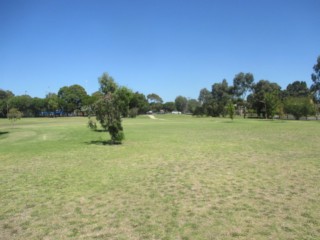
[46,93,59,112]
[163,101,176,112]
[251,80,281,118]
[129,92,149,114]
[128,108,138,118]
[93,73,125,144]
[187,99,200,114]
[285,81,310,98]
[284,97,315,120]
[227,101,235,120]
[58,85,88,113]
[0,89,14,118]
[198,88,212,105]
[233,72,254,99]
[98,72,118,94]
[115,87,134,117]
[264,92,280,119]
[147,93,163,104]
[7,95,33,117]
[311,56,320,102]
[87,118,97,130]
[175,95,188,113]
[94,93,124,144]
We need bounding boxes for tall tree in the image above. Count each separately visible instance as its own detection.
[175,96,188,113]
[187,99,200,114]
[147,93,163,112]
[115,86,134,117]
[311,56,320,102]
[198,88,212,105]
[58,84,88,114]
[0,89,14,117]
[251,80,281,118]
[233,72,254,99]
[147,93,163,104]
[129,92,149,114]
[264,92,280,119]
[285,81,310,98]
[91,72,124,144]
[211,79,233,116]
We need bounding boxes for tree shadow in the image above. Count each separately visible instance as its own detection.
[0,131,9,136]
[85,140,121,145]
[94,129,108,132]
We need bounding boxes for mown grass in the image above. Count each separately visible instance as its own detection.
[0,115,319,239]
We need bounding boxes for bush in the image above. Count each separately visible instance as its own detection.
[87,118,97,131]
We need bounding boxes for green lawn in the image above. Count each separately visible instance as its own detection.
[0,116,319,239]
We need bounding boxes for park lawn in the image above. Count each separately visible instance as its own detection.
[0,115,319,239]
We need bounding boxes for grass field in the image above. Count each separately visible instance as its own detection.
[0,115,320,239]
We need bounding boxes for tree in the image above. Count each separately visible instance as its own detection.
[99,72,118,94]
[129,92,149,114]
[187,99,200,114]
[46,93,59,113]
[31,97,46,116]
[284,97,315,120]
[94,93,124,143]
[197,88,213,116]
[264,92,280,119]
[285,81,310,98]
[0,89,14,118]
[227,100,235,120]
[58,84,88,114]
[163,102,176,112]
[91,72,124,144]
[115,87,134,117]
[7,95,33,117]
[175,96,188,113]
[147,93,163,104]
[311,55,320,102]
[251,80,281,118]
[233,72,254,99]
[198,88,212,105]
[147,93,163,112]
[211,79,233,116]
[7,108,22,128]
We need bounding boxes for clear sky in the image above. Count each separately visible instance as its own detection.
[1,0,319,102]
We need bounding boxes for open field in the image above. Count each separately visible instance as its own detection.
[0,115,320,239]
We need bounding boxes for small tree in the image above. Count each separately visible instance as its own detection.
[95,93,124,144]
[264,92,280,119]
[7,108,22,128]
[227,101,235,120]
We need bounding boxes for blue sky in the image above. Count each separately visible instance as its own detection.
[1,0,319,102]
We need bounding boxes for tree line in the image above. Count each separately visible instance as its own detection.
[1,55,320,120]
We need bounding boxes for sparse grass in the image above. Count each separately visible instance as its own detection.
[0,115,319,239]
